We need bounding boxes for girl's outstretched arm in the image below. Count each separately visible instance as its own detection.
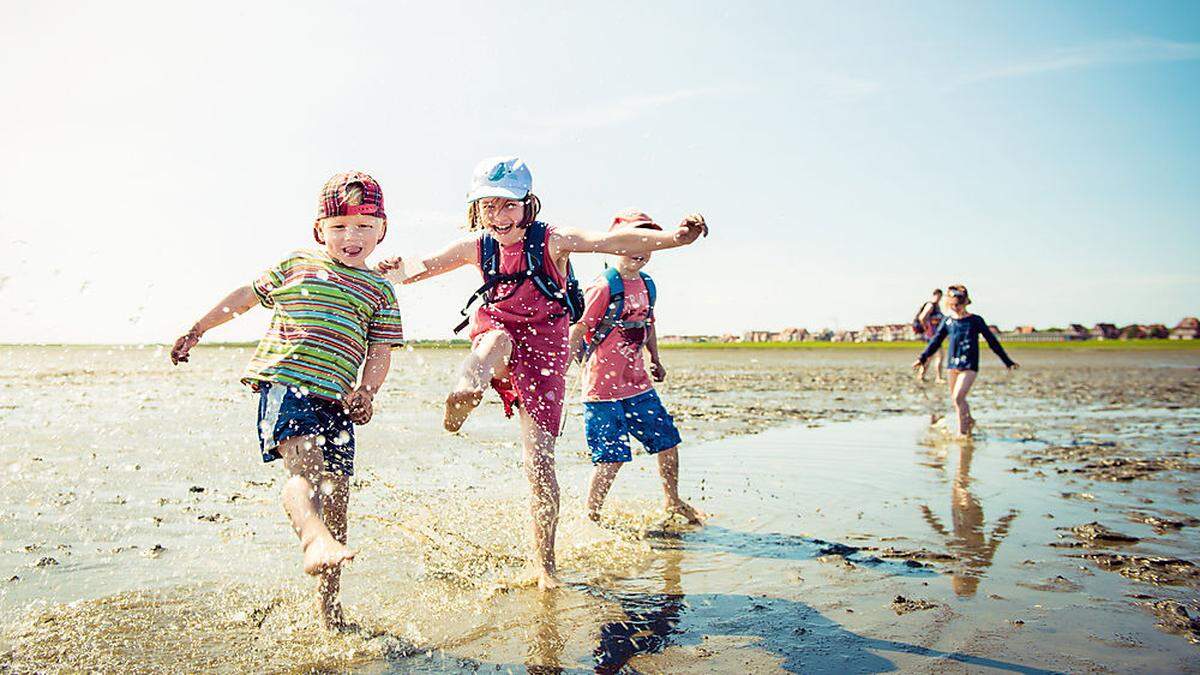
[978,318,1018,369]
[550,214,707,259]
[171,285,260,364]
[377,237,476,285]
[912,321,948,369]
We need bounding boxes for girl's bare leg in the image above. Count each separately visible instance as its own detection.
[950,369,978,436]
[519,409,561,590]
[933,347,946,383]
[278,436,356,578]
[445,330,512,432]
[586,462,623,522]
[317,474,350,628]
[657,447,704,524]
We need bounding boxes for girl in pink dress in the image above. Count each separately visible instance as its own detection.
[380,156,707,589]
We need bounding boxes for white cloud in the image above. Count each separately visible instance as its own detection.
[961,37,1200,85]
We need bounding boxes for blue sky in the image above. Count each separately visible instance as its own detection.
[0,1,1196,342]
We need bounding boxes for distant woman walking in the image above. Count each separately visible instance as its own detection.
[914,288,945,382]
[912,285,1018,437]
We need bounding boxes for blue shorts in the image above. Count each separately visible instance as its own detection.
[256,382,355,476]
[583,389,682,464]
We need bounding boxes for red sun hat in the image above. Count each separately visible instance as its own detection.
[609,209,662,231]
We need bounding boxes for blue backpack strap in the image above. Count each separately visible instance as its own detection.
[640,272,656,308]
[578,269,627,362]
[480,233,500,280]
[522,221,548,278]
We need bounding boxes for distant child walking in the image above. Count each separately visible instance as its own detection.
[379,157,707,589]
[912,285,1017,436]
[568,210,702,525]
[170,171,404,627]
[915,288,945,382]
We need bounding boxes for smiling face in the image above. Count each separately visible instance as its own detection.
[316,214,386,267]
[474,197,526,245]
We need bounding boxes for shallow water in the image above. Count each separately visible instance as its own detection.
[1,346,1198,672]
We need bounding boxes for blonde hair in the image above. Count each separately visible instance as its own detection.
[947,284,971,306]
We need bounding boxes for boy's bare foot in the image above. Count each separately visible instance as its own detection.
[302,534,356,576]
[667,500,705,525]
[444,389,483,432]
[936,376,947,384]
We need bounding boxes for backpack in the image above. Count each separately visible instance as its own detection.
[454,221,585,333]
[912,302,931,333]
[577,267,657,362]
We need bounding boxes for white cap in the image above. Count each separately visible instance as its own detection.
[467,155,532,203]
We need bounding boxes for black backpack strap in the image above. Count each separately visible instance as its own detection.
[453,233,505,334]
[522,221,570,317]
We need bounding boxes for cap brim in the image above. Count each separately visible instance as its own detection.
[467,186,528,203]
[610,220,662,232]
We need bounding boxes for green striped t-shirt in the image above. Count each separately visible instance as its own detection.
[242,249,404,401]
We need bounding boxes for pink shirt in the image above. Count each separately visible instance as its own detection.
[469,225,570,434]
[580,274,654,402]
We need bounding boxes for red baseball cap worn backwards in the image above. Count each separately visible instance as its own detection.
[318,171,386,221]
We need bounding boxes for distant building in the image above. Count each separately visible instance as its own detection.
[780,327,808,342]
[808,328,834,341]
[743,330,775,343]
[1118,324,1145,340]
[1143,324,1169,339]
[1015,325,1036,334]
[1171,317,1200,340]
[1091,323,1119,340]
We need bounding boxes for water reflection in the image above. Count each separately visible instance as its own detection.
[583,535,1051,674]
[672,526,935,576]
[526,591,567,674]
[920,442,1018,596]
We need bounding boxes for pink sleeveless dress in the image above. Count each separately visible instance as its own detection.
[469,225,570,434]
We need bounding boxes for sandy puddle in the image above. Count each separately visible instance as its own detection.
[1,347,1198,671]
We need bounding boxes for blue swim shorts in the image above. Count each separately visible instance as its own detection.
[583,388,682,464]
[256,382,355,476]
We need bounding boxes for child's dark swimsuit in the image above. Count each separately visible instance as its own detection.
[919,314,1013,372]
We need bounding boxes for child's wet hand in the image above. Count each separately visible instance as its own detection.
[674,214,707,245]
[910,359,922,371]
[170,330,201,365]
[650,360,667,382]
[1009,363,1020,371]
[345,389,374,424]
[375,257,403,274]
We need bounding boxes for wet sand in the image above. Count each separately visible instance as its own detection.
[0,346,1197,672]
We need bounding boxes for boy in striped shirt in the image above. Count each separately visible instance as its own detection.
[170,171,403,628]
